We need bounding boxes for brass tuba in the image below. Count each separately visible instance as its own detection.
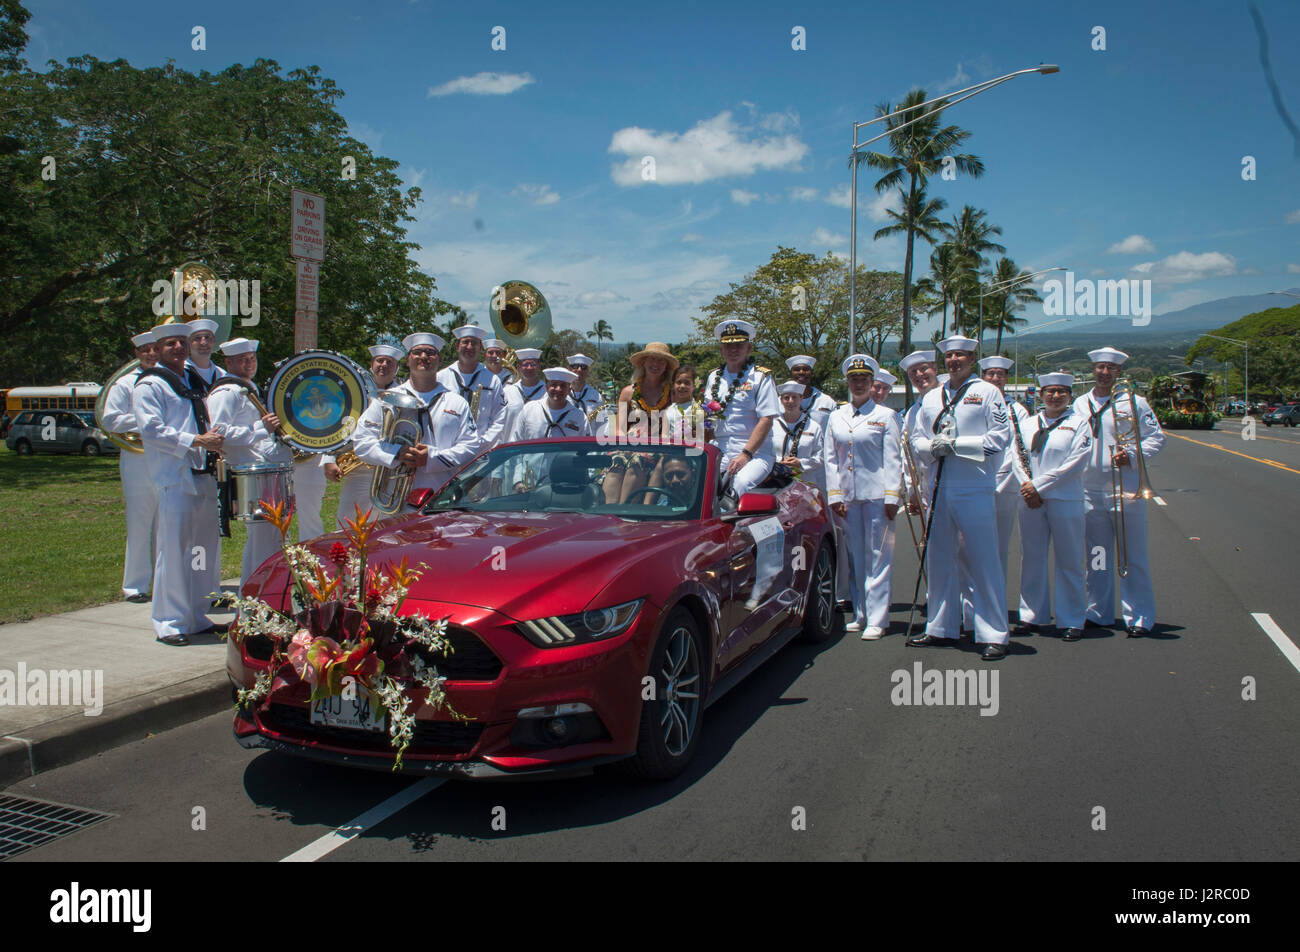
[368,390,426,514]
[489,280,552,351]
[95,359,144,453]
[1109,379,1157,577]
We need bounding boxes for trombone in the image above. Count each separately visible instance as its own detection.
[900,438,928,580]
[1109,379,1157,577]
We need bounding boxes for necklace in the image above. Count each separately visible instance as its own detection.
[705,358,754,420]
[632,380,670,414]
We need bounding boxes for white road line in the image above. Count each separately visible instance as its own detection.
[1251,613,1300,676]
[1153,496,1167,506]
[280,777,444,863]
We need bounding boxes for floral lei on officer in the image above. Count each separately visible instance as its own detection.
[703,357,755,423]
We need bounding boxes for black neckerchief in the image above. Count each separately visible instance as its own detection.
[932,377,977,434]
[569,385,596,412]
[777,413,808,457]
[185,362,218,397]
[1031,411,1070,454]
[1086,393,1112,438]
[138,365,213,472]
[542,403,572,436]
[409,386,446,439]
[452,364,487,400]
[516,380,545,401]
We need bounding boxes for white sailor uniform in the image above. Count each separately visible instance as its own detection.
[132,368,216,638]
[506,400,592,489]
[352,380,479,496]
[769,413,825,495]
[1073,390,1165,630]
[824,400,902,631]
[438,363,508,450]
[910,377,1012,644]
[207,380,294,586]
[801,387,839,434]
[182,360,222,603]
[502,379,547,441]
[1013,408,1092,630]
[705,364,779,496]
[995,400,1032,581]
[99,367,158,597]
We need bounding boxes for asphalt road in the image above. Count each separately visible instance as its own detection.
[7,422,1299,862]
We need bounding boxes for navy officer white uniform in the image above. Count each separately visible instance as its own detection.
[501,347,546,440]
[206,338,293,587]
[132,322,227,645]
[907,336,1013,660]
[324,342,404,529]
[785,355,839,433]
[979,355,1032,585]
[823,355,902,639]
[1012,372,1092,640]
[352,332,480,499]
[437,324,508,451]
[703,320,779,496]
[99,330,160,602]
[769,380,825,494]
[1073,347,1165,636]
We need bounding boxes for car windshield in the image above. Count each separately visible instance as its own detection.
[424,440,708,521]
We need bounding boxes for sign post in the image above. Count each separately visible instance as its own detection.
[291,189,325,350]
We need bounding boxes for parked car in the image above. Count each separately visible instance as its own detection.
[1263,403,1300,427]
[230,439,840,780]
[4,409,121,456]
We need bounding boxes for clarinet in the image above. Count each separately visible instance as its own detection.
[1010,407,1033,479]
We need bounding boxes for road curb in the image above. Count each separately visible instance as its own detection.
[1,671,233,788]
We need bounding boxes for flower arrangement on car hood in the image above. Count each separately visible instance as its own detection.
[226,501,466,769]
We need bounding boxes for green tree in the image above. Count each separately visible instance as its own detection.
[0,0,30,74]
[926,242,977,338]
[854,88,983,403]
[984,257,1043,351]
[1186,302,1300,398]
[946,206,1005,335]
[586,319,613,353]
[0,54,460,383]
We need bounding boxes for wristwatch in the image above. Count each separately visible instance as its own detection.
[740,448,753,459]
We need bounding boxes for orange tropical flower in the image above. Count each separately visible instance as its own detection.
[261,498,294,540]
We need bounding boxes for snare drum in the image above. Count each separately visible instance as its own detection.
[230,462,296,523]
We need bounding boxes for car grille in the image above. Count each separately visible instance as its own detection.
[413,625,504,682]
[262,703,484,753]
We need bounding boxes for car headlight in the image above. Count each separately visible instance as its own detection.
[516,599,644,648]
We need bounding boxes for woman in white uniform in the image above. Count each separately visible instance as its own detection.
[823,354,901,639]
[769,380,824,495]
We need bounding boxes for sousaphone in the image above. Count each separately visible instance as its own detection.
[94,358,144,454]
[489,280,552,352]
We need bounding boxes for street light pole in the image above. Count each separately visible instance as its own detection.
[1202,333,1249,411]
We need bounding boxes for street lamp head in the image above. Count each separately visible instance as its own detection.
[1037,64,1060,74]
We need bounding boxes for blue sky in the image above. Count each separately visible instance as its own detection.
[23,0,1300,343]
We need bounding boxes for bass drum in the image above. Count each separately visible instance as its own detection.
[266,351,377,455]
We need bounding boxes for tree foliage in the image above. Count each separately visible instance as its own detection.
[1186,303,1300,397]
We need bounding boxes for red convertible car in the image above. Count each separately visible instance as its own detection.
[228,439,840,780]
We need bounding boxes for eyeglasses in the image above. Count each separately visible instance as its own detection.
[664,470,690,482]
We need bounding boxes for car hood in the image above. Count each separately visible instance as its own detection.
[299,509,702,618]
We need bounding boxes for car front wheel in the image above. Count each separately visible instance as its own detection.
[14,439,32,455]
[622,607,703,780]
[81,440,101,456]
[799,539,841,643]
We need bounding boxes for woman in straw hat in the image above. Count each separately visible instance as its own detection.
[602,341,678,503]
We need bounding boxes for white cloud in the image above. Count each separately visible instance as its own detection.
[1129,251,1237,284]
[730,189,760,206]
[812,227,847,248]
[428,72,535,97]
[349,122,385,149]
[1285,209,1300,224]
[825,183,852,209]
[449,190,479,209]
[1287,263,1300,274]
[790,186,819,202]
[936,62,972,92]
[512,184,560,206]
[865,189,901,223]
[1105,234,1155,254]
[758,109,800,133]
[681,233,704,243]
[649,280,722,311]
[403,167,427,189]
[571,289,630,308]
[608,110,808,186]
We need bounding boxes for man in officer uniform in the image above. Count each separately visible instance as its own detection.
[501,347,546,439]
[485,338,515,386]
[1073,347,1165,636]
[703,321,779,496]
[207,338,292,588]
[323,342,405,528]
[100,330,161,603]
[907,336,1013,660]
[786,355,839,433]
[352,332,480,498]
[132,322,226,645]
[979,354,1032,588]
[437,325,508,451]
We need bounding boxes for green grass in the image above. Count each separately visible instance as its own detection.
[0,447,341,625]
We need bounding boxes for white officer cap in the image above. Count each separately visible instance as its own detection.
[187,318,218,335]
[543,367,579,383]
[937,335,978,354]
[842,354,879,377]
[566,353,594,367]
[131,331,156,347]
[1087,347,1129,366]
[515,348,542,361]
[452,325,488,341]
[219,337,258,356]
[1039,372,1075,388]
[777,380,805,395]
[715,320,756,343]
[979,355,1014,371]
[369,343,405,360]
[874,370,897,387]
[898,350,936,372]
[402,332,445,352]
[785,355,816,370]
[151,322,194,340]
[484,339,507,350]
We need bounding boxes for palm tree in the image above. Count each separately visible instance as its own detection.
[985,257,1044,351]
[855,88,983,403]
[873,187,948,340]
[587,319,613,356]
[947,206,1005,333]
[927,242,978,338]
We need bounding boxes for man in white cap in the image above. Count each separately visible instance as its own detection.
[566,353,607,436]
[437,325,508,451]
[352,332,479,501]
[870,368,899,414]
[99,330,161,603]
[206,338,293,587]
[501,347,546,439]
[1072,347,1165,636]
[132,322,227,645]
[323,342,405,528]
[184,318,222,395]
[786,355,839,433]
[907,335,1013,660]
[703,320,779,496]
[770,380,825,494]
[823,355,901,638]
[898,350,940,519]
[979,354,1032,588]
[507,367,592,491]
[1013,372,1092,641]
[484,339,515,386]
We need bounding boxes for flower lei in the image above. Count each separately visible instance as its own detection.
[703,358,755,425]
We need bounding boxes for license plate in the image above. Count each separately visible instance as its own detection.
[310,688,387,733]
